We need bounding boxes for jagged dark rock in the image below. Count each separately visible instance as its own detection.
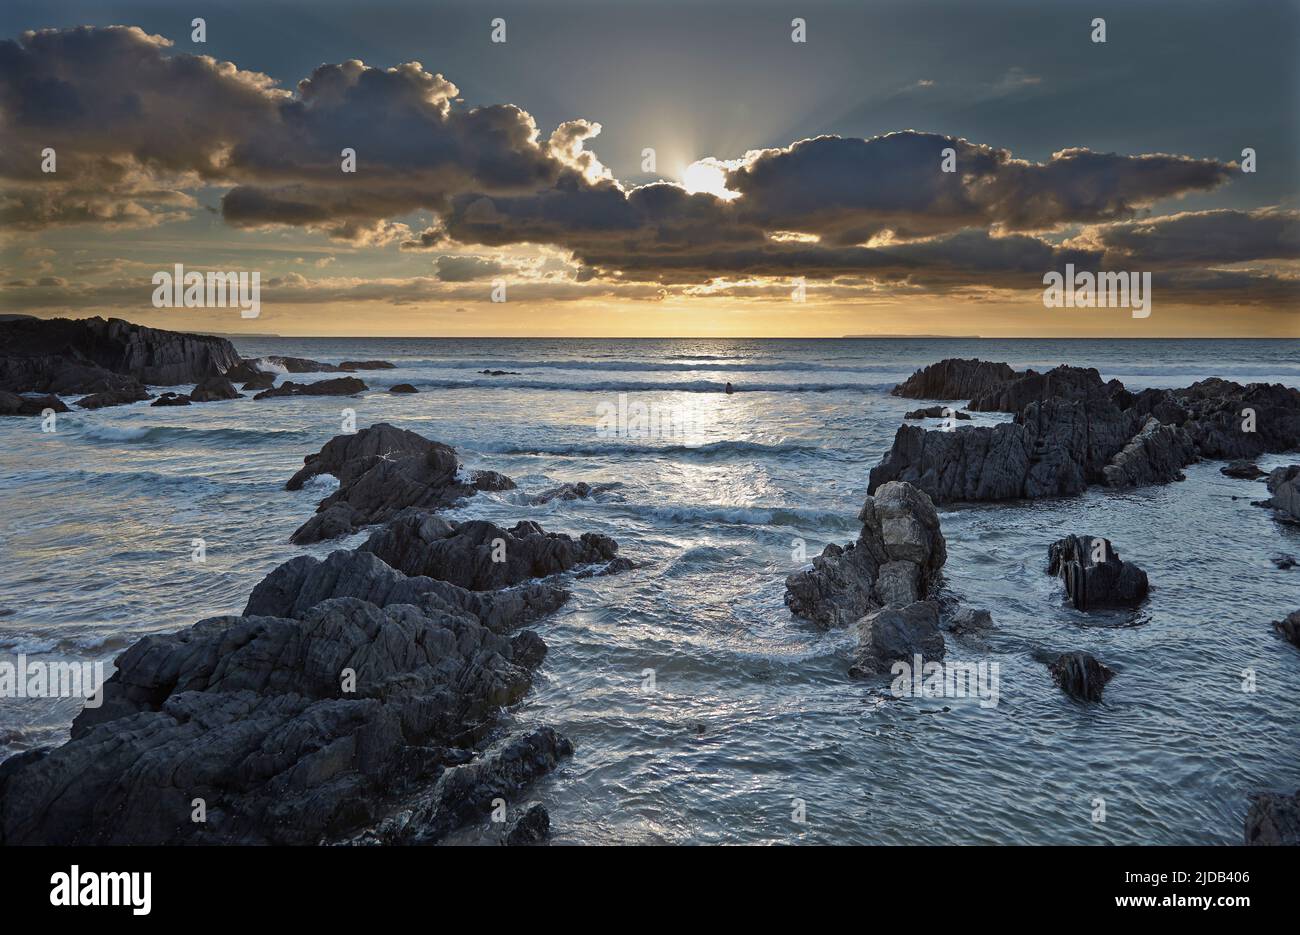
[943,606,994,635]
[243,549,569,634]
[903,405,970,420]
[242,372,276,390]
[891,358,1018,401]
[1047,651,1115,701]
[266,355,341,373]
[1272,610,1300,647]
[848,601,944,678]
[1046,535,1148,610]
[188,375,241,402]
[1244,790,1300,845]
[871,360,1298,503]
[339,360,396,371]
[359,512,621,589]
[75,382,152,409]
[785,481,946,628]
[0,316,240,393]
[0,596,552,845]
[254,377,367,399]
[504,802,551,845]
[389,383,419,393]
[286,424,516,544]
[0,391,69,416]
[1263,465,1300,523]
[1221,460,1267,479]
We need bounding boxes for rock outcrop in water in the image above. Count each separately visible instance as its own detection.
[1262,466,1300,524]
[1221,459,1267,479]
[287,423,516,544]
[254,377,368,400]
[1244,790,1300,845]
[0,391,69,416]
[0,316,241,394]
[360,512,624,588]
[1046,535,1149,610]
[1047,651,1115,701]
[903,405,970,421]
[1272,609,1300,648]
[785,481,946,628]
[870,359,1300,504]
[891,358,1018,401]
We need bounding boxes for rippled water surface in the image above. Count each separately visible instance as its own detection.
[2,338,1298,844]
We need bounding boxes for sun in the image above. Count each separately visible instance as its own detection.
[681,159,739,200]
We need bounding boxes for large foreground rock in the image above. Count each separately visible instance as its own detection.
[785,481,946,628]
[360,512,623,589]
[0,596,560,845]
[1244,790,1300,845]
[287,424,515,544]
[0,316,240,393]
[1046,535,1149,610]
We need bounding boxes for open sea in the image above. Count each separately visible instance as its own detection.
[2,337,1298,844]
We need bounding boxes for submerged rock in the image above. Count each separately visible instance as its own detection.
[1221,460,1267,479]
[150,391,191,407]
[785,481,946,628]
[529,481,621,504]
[1046,535,1149,610]
[389,383,419,393]
[340,360,396,371]
[1244,790,1300,845]
[241,372,276,391]
[848,600,944,678]
[254,377,367,399]
[0,596,553,845]
[287,424,516,544]
[1047,651,1115,702]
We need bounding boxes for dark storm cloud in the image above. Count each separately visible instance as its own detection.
[1072,208,1300,265]
[0,24,1291,305]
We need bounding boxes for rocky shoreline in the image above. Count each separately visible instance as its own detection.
[2,330,1297,845]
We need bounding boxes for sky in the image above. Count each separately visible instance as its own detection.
[0,0,1297,337]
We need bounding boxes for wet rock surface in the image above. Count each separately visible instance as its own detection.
[188,375,242,402]
[504,802,551,845]
[903,405,970,420]
[1046,535,1149,610]
[1272,609,1300,647]
[389,383,419,393]
[1263,465,1300,523]
[848,601,944,677]
[1221,459,1267,479]
[785,481,946,628]
[75,382,152,409]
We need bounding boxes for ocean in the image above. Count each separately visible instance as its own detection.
[2,337,1298,844]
